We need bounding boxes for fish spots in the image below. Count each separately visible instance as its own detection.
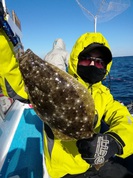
[19,49,95,140]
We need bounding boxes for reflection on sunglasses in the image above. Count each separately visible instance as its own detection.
[78,56,105,69]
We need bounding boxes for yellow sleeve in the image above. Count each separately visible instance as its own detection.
[104,93,133,158]
[0,29,29,102]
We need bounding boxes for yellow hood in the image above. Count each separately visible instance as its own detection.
[68,32,112,82]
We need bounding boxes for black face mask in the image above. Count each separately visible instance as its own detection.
[77,66,106,84]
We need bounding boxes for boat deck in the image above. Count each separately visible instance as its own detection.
[0,101,45,178]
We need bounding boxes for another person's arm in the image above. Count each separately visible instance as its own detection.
[0,29,29,103]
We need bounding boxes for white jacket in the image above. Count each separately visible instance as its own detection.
[44,38,69,71]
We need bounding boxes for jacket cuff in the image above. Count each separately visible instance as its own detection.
[105,131,125,155]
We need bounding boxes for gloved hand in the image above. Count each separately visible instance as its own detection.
[76,133,122,165]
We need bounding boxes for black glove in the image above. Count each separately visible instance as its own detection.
[76,133,122,165]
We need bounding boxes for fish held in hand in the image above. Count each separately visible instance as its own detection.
[19,49,95,140]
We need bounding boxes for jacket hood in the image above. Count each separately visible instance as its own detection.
[53,38,66,50]
[68,32,112,85]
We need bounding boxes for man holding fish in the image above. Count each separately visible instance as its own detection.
[0,17,133,177]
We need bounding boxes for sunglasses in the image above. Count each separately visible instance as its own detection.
[78,56,106,69]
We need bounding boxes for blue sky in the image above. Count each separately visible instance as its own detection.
[6,0,133,58]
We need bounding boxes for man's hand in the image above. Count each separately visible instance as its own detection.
[76,133,122,165]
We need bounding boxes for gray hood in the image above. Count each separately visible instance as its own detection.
[53,38,66,50]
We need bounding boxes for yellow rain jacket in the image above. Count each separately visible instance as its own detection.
[44,32,133,178]
[0,29,28,102]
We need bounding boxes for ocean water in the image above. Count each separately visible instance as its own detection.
[103,56,133,105]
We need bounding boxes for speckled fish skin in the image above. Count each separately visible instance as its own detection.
[19,49,95,140]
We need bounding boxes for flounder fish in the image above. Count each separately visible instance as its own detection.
[18,49,95,140]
